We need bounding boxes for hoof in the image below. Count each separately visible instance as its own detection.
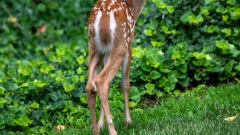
[125,118,132,127]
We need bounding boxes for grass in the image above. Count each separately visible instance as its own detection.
[49,83,240,135]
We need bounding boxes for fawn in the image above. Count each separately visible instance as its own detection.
[86,0,146,134]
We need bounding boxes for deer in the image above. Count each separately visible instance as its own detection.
[86,0,146,134]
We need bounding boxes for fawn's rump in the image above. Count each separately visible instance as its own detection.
[99,13,112,45]
[93,10,116,54]
[88,1,133,54]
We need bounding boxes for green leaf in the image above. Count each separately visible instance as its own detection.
[159,75,168,88]
[30,101,39,109]
[194,73,202,81]
[130,94,141,101]
[33,79,47,87]
[205,0,217,4]
[132,47,144,58]
[216,41,228,49]
[207,25,219,33]
[0,69,6,78]
[80,93,87,104]
[79,76,85,81]
[141,7,151,15]
[153,0,166,8]
[216,6,226,14]
[180,12,203,25]
[129,101,137,107]
[221,28,232,36]
[225,59,237,76]
[77,67,85,74]
[146,20,158,30]
[29,60,43,67]
[156,91,164,97]
[49,91,62,101]
[231,50,240,57]
[150,70,161,80]
[168,74,178,83]
[5,82,19,91]
[230,6,240,20]
[145,83,155,95]
[234,63,240,71]
[144,29,153,36]
[216,40,230,50]
[167,6,174,14]
[0,98,7,104]
[178,77,190,87]
[37,3,46,12]
[17,65,31,76]
[0,70,7,83]
[63,83,75,92]
[0,87,5,94]
[222,15,229,22]
[174,90,181,96]
[56,48,65,56]
[233,28,240,36]
[197,15,204,23]
[14,116,33,126]
[141,63,151,72]
[161,25,171,34]
[64,100,73,109]
[40,64,55,74]
[171,51,181,60]
[137,18,147,26]
[77,56,85,64]
[177,64,188,73]
[0,114,5,128]
[70,106,83,115]
[201,7,209,16]
[151,40,165,47]
[227,0,236,5]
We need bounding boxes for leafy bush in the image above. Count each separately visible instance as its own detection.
[0,0,240,133]
[133,0,240,95]
[0,0,93,67]
[0,0,94,133]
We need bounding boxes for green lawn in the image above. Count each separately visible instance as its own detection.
[49,83,240,135]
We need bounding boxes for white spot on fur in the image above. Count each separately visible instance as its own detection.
[98,107,105,129]
[94,11,102,51]
[109,118,113,124]
[93,81,97,92]
[109,11,116,46]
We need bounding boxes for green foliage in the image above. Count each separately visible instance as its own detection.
[0,0,240,134]
[0,0,93,67]
[0,1,94,132]
[134,0,240,92]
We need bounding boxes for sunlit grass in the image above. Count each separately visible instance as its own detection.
[49,83,240,135]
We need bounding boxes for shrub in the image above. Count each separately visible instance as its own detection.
[132,0,240,95]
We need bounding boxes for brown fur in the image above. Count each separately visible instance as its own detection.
[99,13,111,45]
